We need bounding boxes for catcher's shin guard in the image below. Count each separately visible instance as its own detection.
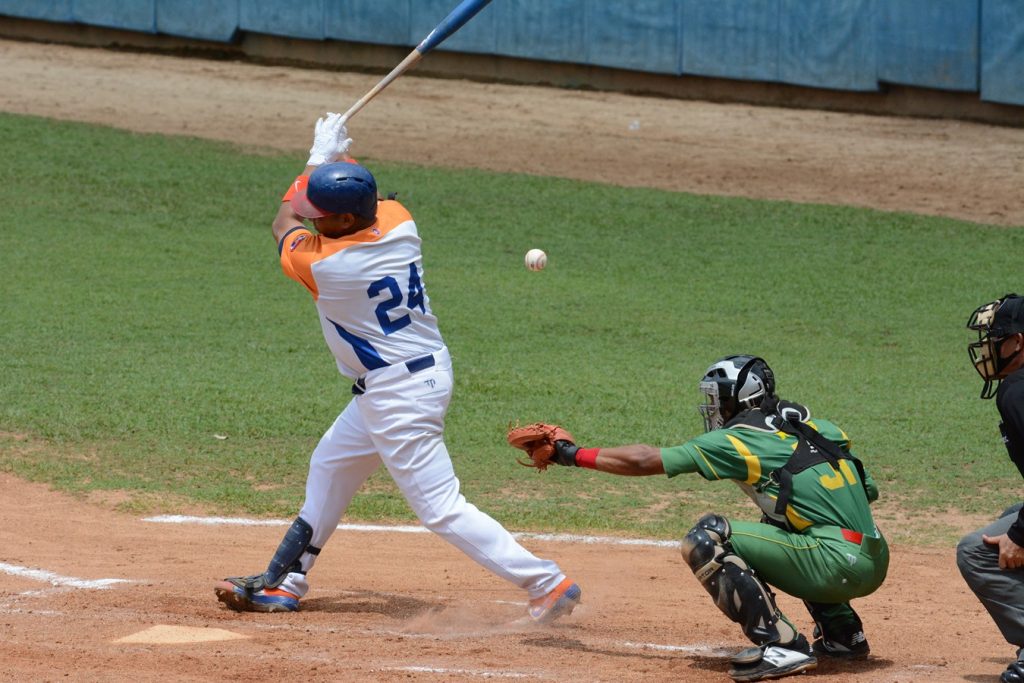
[681,514,794,646]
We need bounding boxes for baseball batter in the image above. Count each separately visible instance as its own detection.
[214,113,580,624]
[507,355,888,682]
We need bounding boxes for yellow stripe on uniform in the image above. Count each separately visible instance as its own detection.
[725,434,761,485]
[762,494,814,531]
[693,445,721,480]
[785,506,814,531]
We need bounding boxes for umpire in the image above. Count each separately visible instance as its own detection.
[958,293,1024,683]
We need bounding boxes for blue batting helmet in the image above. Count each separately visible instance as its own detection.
[291,162,378,222]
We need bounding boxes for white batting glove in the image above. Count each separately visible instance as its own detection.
[306,112,353,167]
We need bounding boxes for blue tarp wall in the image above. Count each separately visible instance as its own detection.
[0,0,1021,106]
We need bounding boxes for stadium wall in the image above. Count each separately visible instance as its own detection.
[0,0,1021,125]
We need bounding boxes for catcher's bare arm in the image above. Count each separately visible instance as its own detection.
[506,422,663,475]
[573,444,665,476]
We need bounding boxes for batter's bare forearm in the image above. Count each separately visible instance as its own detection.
[272,203,304,244]
[272,164,318,244]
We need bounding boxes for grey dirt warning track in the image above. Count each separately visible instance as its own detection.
[0,36,1022,683]
[1,37,1022,227]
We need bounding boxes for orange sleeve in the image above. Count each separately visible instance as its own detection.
[277,200,409,301]
[281,175,309,202]
[278,227,320,299]
[376,200,412,225]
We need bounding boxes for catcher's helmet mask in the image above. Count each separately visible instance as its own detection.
[698,355,776,432]
[292,161,378,226]
[968,293,1024,399]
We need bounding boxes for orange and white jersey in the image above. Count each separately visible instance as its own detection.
[279,200,443,379]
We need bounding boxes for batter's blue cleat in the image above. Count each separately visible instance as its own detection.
[215,575,299,613]
[527,578,581,624]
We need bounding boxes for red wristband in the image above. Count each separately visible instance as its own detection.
[575,448,600,469]
[282,175,309,203]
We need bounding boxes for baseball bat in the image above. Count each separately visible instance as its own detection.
[340,0,494,124]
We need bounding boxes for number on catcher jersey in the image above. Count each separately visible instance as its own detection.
[818,460,859,490]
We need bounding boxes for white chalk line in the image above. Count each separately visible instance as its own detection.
[377,626,731,657]
[622,641,732,658]
[381,665,540,679]
[373,637,731,680]
[0,563,138,613]
[143,515,680,549]
[0,607,64,616]
[0,562,133,589]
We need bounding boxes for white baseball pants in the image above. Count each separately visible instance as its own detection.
[280,347,566,600]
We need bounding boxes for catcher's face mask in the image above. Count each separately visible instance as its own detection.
[967,295,1024,399]
[698,379,728,432]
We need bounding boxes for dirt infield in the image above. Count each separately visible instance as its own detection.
[0,474,1009,682]
[2,38,1023,682]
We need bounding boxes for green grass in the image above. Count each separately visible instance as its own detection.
[1,112,1021,544]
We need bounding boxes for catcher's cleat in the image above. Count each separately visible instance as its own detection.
[214,576,299,613]
[728,635,817,682]
[811,623,870,659]
[812,634,869,659]
[527,578,581,624]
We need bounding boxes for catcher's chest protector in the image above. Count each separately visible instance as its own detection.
[728,405,869,516]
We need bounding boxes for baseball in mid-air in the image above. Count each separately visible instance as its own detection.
[524,248,547,271]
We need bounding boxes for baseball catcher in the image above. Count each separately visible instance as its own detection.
[508,355,888,682]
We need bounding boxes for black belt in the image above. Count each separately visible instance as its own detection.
[352,354,435,395]
[405,354,435,373]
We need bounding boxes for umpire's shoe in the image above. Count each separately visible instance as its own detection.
[1001,648,1024,683]
[215,575,299,613]
[811,622,870,659]
[728,635,817,682]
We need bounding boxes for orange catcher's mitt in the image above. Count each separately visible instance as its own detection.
[506,422,578,471]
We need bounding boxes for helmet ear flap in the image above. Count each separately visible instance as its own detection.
[734,356,774,410]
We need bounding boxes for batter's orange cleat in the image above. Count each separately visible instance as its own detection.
[214,576,299,613]
[527,578,581,624]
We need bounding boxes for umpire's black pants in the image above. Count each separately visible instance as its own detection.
[957,502,1024,648]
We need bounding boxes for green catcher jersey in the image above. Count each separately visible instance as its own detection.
[661,417,879,534]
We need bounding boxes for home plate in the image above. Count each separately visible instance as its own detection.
[115,625,248,644]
